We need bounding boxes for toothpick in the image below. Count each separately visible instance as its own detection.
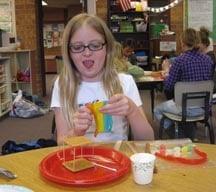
[126,142,137,154]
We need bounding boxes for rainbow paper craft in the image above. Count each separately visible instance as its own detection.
[86,101,113,137]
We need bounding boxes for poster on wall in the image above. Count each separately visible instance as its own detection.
[160,41,177,52]
[0,0,12,32]
[43,24,64,48]
[188,0,213,31]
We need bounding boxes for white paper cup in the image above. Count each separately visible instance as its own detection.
[130,153,156,185]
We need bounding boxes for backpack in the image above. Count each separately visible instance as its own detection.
[1,138,57,155]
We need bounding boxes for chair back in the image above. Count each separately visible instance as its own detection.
[174,80,214,121]
[175,81,214,107]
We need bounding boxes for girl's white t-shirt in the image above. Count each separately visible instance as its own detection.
[51,73,142,141]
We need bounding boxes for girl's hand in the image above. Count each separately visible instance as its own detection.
[73,106,93,136]
[99,94,136,117]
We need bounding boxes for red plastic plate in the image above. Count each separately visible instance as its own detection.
[39,146,131,187]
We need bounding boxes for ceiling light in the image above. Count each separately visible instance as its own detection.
[42,0,48,6]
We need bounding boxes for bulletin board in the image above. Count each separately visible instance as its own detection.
[43,23,64,48]
[184,0,216,41]
[0,0,15,34]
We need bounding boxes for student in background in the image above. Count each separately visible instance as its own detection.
[199,26,216,91]
[114,41,128,74]
[123,44,137,65]
[207,35,214,52]
[154,28,213,140]
[114,41,144,78]
[161,51,178,67]
[51,13,154,145]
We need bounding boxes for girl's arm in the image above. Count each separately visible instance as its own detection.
[54,106,93,145]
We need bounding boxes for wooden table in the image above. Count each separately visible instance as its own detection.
[135,73,164,119]
[0,140,216,192]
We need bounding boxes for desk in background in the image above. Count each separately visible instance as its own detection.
[135,72,164,119]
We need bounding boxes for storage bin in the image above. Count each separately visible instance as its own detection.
[120,22,134,32]
[135,22,147,32]
[111,26,120,32]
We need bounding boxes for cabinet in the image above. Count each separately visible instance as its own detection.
[45,55,57,73]
[0,57,12,117]
[0,50,35,95]
[148,0,170,35]
[107,0,151,70]
[148,0,171,59]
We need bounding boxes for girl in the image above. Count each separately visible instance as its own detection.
[51,13,154,145]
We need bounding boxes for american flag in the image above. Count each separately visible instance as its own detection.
[119,0,132,12]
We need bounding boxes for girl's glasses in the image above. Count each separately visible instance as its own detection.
[69,42,106,53]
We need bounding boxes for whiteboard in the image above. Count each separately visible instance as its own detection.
[188,0,213,31]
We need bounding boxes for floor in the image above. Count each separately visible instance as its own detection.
[0,74,58,149]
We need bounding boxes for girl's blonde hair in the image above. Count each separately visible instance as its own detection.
[58,13,123,128]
